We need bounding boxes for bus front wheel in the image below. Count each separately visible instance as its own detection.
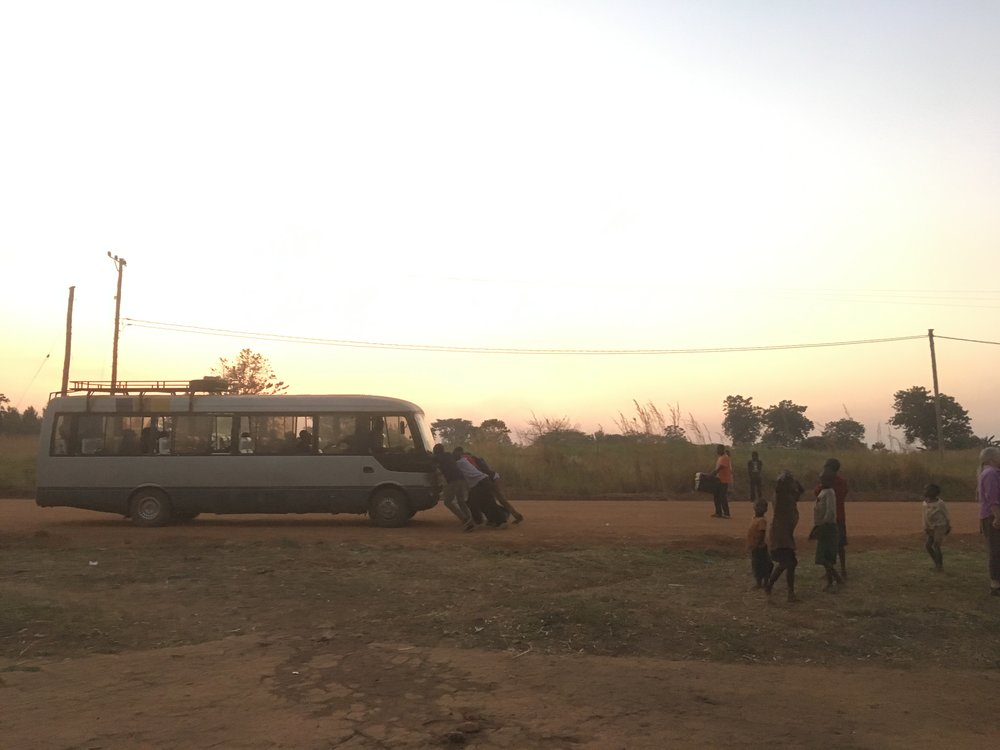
[130,489,173,527]
[368,488,410,528]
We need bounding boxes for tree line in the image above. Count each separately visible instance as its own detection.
[722,386,986,450]
[0,394,41,436]
[433,386,991,452]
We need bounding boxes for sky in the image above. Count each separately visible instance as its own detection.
[2,0,999,446]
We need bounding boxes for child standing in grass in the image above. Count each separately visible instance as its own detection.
[765,470,802,602]
[922,483,951,572]
[813,472,844,592]
[747,501,773,588]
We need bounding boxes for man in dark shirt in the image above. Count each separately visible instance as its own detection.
[453,447,516,527]
[747,451,764,503]
[433,444,474,531]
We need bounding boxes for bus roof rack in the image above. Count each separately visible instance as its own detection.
[53,378,232,399]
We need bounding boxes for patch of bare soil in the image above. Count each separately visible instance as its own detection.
[3,634,997,749]
[1,499,997,749]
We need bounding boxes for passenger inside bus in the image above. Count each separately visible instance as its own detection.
[118,429,140,456]
[295,429,313,454]
[140,424,159,454]
[55,423,73,455]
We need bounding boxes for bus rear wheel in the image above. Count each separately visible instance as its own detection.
[130,488,173,527]
[368,488,410,528]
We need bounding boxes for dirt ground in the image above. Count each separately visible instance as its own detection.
[2,498,998,749]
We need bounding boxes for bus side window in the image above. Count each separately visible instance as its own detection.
[81,437,103,455]
[211,415,234,454]
[117,429,140,455]
[79,414,105,455]
[318,415,367,455]
[110,416,144,456]
[248,416,287,455]
[173,415,214,456]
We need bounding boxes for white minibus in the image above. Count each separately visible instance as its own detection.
[36,382,440,527]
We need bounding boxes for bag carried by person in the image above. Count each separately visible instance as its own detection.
[695,472,720,494]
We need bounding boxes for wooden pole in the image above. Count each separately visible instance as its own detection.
[928,329,945,456]
[61,286,75,396]
[108,253,127,392]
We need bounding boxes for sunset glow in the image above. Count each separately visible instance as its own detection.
[3,1,999,444]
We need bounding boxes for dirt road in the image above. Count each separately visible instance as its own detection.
[2,498,996,749]
[3,497,981,548]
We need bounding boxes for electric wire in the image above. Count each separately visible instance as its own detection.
[15,353,51,409]
[124,318,927,355]
[936,335,1000,346]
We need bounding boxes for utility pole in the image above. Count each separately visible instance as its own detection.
[928,329,945,456]
[108,252,127,392]
[61,286,75,396]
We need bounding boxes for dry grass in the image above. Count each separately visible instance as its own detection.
[0,435,36,497]
[471,439,982,501]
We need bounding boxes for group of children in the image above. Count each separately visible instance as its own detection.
[747,458,951,601]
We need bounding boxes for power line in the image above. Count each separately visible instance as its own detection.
[124,317,927,355]
[936,334,1000,346]
[15,352,51,409]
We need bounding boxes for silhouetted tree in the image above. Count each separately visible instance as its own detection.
[889,386,975,449]
[0,395,19,434]
[761,400,814,447]
[477,419,513,446]
[19,405,41,435]
[523,414,591,445]
[722,395,763,445]
[821,418,866,449]
[213,349,288,394]
[430,418,477,447]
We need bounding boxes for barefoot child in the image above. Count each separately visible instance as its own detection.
[813,472,845,592]
[765,470,803,602]
[747,501,773,588]
[923,483,951,571]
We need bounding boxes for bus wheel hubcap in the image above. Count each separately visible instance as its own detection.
[138,498,159,518]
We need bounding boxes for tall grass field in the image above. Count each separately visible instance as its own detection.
[464,439,982,501]
[1,432,983,501]
[0,435,37,497]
